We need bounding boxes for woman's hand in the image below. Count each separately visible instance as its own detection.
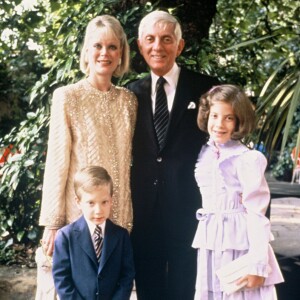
[236,274,265,289]
[42,228,58,256]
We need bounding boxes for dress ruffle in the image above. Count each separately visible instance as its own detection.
[193,139,284,299]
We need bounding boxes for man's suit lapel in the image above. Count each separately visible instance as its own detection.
[137,72,193,152]
[98,219,119,274]
[167,68,191,132]
[140,76,155,130]
[158,68,191,151]
[137,76,160,150]
[139,74,185,152]
[75,216,98,266]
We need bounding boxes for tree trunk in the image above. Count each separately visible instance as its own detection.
[159,0,218,42]
[121,0,217,43]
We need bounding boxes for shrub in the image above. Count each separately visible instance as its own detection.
[0,108,48,262]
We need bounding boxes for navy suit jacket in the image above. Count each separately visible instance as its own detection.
[128,67,219,257]
[52,217,135,300]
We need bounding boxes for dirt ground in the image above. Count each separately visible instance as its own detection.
[0,259,299,300]
[0,265,139,300]
[0,265,37,300]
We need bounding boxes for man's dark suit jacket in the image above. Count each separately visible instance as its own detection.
[128,67,219,258]
[52,217,135,300]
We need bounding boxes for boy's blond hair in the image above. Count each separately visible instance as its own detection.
[74,166,113,200]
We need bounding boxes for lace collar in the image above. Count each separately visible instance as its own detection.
[206,138,250,163]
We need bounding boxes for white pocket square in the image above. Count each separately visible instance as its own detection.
[187,101,196,109]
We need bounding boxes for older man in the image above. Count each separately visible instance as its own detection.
[128,11,219,300]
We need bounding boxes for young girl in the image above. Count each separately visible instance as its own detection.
[192,84,284,299]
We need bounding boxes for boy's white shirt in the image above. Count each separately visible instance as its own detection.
[85,218,106,238]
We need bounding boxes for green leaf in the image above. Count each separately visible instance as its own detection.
[259,57,291,97]
[50,2,61,12]
[17,231,25,242]
[27,112,36,119]
[26,169,35,179]
[9,170,20,190]
[9,153,23,162]
[7,217,14,227]
[221,35,278,52]
[281,74,300,152]
[24,159,34,167]
[27,230,37,240]
[4,238,13,250]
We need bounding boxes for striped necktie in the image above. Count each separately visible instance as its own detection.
[93,225,103,262]
[154,77,169,149]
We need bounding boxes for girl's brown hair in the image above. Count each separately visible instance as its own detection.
[197,84,255,140]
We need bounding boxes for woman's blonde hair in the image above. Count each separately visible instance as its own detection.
[197,84,256,140]
[80,15,130,77]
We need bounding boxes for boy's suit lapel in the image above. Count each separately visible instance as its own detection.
[98,219,119,273]
[75,216,98,266]
[74,217,120,273]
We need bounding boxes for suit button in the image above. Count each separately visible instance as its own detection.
[154,180,158,185]
[157,157,162,162]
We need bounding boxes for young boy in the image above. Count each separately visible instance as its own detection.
[52,166,135,300]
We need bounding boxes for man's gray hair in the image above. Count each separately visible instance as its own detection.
[138,10,182,42]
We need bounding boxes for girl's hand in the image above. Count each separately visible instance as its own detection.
[236,274,265,289]
[42,228,58,256]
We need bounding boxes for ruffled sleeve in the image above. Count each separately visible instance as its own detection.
[236,150,271,276]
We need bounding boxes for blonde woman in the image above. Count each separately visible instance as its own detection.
[35,15,137,300]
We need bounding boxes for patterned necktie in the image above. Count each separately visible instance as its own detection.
[154,77,169,149]
[93,225,103,262]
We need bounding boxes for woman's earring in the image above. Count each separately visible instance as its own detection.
[118,58,122,66]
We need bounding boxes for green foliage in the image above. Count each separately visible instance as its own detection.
[268,107,300,181]
[207,0,300,154]
[256,58,300,154]
[271,150,293,182]
[0,108,48,262]
[0,1,47,137]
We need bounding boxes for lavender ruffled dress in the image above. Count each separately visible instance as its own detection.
[192,139,284,300]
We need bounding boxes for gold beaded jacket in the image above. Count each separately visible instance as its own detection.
[39,79,137,231]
